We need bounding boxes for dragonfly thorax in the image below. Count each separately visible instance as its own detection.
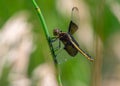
[53,29,62,36]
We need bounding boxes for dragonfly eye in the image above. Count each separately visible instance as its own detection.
[53,29,61,36]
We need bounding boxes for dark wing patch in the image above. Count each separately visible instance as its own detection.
[68,21,78,35]
[64,44,78,56]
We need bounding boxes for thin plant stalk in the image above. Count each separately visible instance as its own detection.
[32,0,57,64]
[32,0,62,86]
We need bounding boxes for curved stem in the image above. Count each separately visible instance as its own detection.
[32,0,49,38]
[32,1,63,86]
[32,0,57,64]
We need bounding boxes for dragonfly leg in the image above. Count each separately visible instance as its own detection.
[50,37,61,52]
[52,42,63,59]
[50,37,63,63]
[53,40,61,52]
[50,37,58,42]
[58,39,61,49]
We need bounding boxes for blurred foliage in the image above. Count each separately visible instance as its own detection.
[0,0,120,86]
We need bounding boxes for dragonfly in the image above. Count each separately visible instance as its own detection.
[51,7,94,62]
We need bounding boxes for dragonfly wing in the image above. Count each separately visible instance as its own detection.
[68,7,80,35]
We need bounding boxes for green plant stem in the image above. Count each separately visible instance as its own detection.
[32,1,63,85]
[32,0,57,64]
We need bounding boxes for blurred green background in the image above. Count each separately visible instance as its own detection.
[0,0,120,86]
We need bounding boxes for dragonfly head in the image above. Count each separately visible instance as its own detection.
[53,29,62,36]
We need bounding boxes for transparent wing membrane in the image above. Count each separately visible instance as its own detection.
[52,39,74,64]
[71,7,80,27]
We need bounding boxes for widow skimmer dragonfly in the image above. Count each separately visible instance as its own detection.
[52,7,94,62]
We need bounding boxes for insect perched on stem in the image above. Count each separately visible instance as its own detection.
[52,7,94,62]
